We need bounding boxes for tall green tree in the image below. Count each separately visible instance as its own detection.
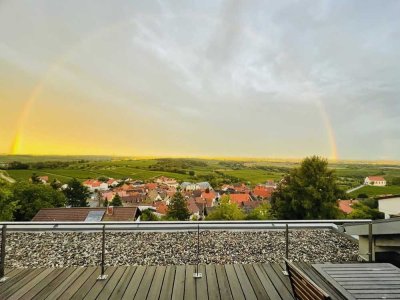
[347,199,384,220]
[111,194,123,207]
[270,156,343,219]
[63,178,90,207]
[10,182,66,220]
[167,192,190,220]
[207,195,245,220]
[245,203,273,220]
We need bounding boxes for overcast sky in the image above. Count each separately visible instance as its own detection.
[1,0,399,160]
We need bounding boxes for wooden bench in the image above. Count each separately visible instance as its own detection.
[284,259,331,300]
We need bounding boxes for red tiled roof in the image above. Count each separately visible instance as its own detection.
[154,202,168,215]
[338,200,358,214]
[252,185,274,198]
[32,207,138,222]
[187,199,200,214]
[229,193,251,204]
[145,183,158,190]
[367,176,385,181]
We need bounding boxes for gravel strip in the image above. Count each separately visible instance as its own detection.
[2,229,358,268]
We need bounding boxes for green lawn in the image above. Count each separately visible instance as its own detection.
[221,169,284,185]
[349,185,400,198]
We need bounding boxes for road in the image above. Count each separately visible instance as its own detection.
[346,184,364,194]
[0,171,16,183]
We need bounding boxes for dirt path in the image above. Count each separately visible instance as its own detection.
[0,171,16,183]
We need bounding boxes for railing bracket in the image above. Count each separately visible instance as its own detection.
[97,274,108,280]
[193,272,202,278]
[0,277,8,282]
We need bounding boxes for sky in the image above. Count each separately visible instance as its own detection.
[0,0,399,160]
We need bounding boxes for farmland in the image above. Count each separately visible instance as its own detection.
[2,156,400,197]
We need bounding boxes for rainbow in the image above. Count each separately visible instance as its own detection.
[10,17,339,161]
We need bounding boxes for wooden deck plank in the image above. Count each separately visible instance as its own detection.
[224,265,245,300]
[19,268,65,300]
[243,264,269,300]
[32,268,77,300]
[352,294,400,299]
[109,266,137,300]
[271,263,294,296]
[171,265,186,300]
[205,264,220,300]
[146,265,166,300]
[1,268,46,299]
[261,264,294,300]
[233,264,257,300]
[68,266,102,300]
[0,269,35,293]
[121,265,146,300]
[7,268,54,300]
[215,264,233,300]
[159,265,176,300]
[58,267,97,300]
[134,265,157,300]
[184,265,197,300]
[196,264,209,300]
[253,264,282,300]
[82,266,118,300]
[45,267,86,300]
[2,269,24,280]
[96,266,128,300]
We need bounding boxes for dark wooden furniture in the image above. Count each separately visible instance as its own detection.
[284,258,331,300]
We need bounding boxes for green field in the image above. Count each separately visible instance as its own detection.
[349,185,400,198]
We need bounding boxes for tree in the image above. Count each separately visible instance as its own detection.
[0,180,19,221]
[270,156,343,219]
[10,182,66,220]
[111,194,123,207]
[167,192,190,220]
[30,173,42,184]
[50,179,62,190]
[63,178,90,207]
[207,195,245,220]
[392,177,400,186]
[347,199,384,220]
[246,203,273,220]
[141,209,160,221]
[357,193,368,199]
[189,170,195,176]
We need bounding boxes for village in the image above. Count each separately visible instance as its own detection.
[31,174,400,222]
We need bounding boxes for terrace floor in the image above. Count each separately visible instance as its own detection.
[1,262,399,300]
[0,263,336,300]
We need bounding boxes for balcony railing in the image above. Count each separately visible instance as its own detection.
[0,219,372,281]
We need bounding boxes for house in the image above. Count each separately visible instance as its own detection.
[200,190,218,207]
[376,195,400,219]
[229,193,251,205]
[241,201,267,214]
[83,179,109,192]
[252,185,274,199]
[265,180,277,188]
[187,198,201,219]
[338,199,359,214]
[154,201,168,215]
[107,178,119,187]
[32,207,140,221]
[233,183,250,193]
[364,176,386,186]
[197,182,213,191]
[155,176,179,188]
[181,182,200,191]
[145,183,158,191]
[38,176,49,184]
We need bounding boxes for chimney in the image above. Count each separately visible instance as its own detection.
[107,206,114,215]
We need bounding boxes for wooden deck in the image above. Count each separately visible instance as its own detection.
[0,263,348,300]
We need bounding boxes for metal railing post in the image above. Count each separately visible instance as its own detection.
[283,223,289,276]
[0,225,7,282]
[97,224,108,280]
[193,223,202,278]
[368,222,373,262]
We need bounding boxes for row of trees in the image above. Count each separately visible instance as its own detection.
[0,177,94,221]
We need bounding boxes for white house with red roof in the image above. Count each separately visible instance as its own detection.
[364,176,386,186]
[107,178,119,187]
[83,179,109,192]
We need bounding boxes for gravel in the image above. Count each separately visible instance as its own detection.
[2,229,358,268]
